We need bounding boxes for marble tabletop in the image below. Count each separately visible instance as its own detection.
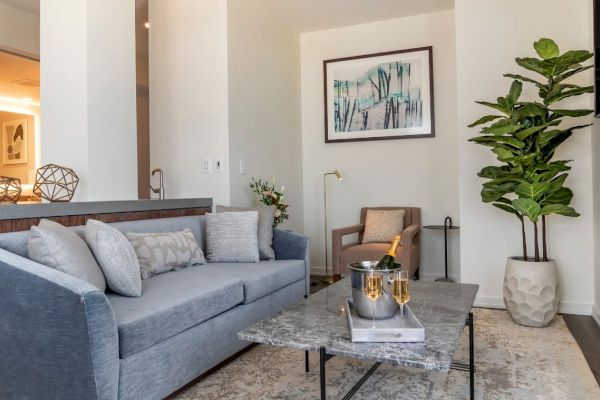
[238,278,478,372]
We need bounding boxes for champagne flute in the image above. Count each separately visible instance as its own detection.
[364,271,383,328]
[392,270,410,327]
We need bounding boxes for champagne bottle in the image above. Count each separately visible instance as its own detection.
[375,235,401,269]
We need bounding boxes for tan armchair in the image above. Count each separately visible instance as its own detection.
[332,207,421,279]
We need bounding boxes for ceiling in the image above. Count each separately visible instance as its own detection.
[0,0,39,14]
[267,0,455,33]
[0,51,40,103]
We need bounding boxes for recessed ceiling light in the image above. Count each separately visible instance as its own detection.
[144,22,150,29]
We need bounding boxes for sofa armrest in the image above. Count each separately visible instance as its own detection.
[332,224,364,275]
[0,249,119,400]
[273,229,311,296]
[400,224,420,277]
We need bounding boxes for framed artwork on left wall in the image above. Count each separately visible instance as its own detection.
[2,119,28,164]
[324,46,435,143]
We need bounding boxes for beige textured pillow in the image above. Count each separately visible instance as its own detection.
[362,209,405,244]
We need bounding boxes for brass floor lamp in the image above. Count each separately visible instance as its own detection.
[323,170,343,284]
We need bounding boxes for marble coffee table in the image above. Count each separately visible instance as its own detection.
[238,278,479,399]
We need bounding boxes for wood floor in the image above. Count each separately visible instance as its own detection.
[312,276,600,387]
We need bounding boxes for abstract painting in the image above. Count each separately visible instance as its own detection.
[2,119,28,164]
[324,47,434,143]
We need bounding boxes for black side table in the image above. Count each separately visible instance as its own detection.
[423,216,460,282]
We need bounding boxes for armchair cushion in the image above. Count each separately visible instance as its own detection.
[362,209,405,243]
[339,243,402,267]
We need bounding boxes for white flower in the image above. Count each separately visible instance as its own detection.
[274,209,282,217]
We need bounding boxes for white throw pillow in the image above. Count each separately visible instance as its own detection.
[126,229,206,279]
[206,211,259,263]
[85,219,142,297]
[362,209,405,244]
[28,219,106,290]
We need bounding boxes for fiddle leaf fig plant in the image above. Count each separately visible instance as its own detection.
[469,38,593,262]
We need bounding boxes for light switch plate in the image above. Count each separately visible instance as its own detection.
[202,158,212,173]
[239,158,247,175]
[214,158,223,172]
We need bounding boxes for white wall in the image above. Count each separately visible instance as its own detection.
[149,0,230,204]
[300,11,459,277]
[455,0,595,314]
[41,0,138,201]
[0,2,39,58]
[593,119,600,325]
[227,0,304,232]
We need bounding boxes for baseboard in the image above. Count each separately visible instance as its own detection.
[311,266,327,276]
[474,295,593,315]
[592,305,600,328]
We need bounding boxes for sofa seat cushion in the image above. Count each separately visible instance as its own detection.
[107,267,244,358]
[340,243,403,267]
[200,260,305,304]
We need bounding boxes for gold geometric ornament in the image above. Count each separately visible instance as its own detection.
[33,164,79,202]
[0,176,22,203]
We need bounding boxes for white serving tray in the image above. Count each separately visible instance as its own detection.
[345,298,425,343]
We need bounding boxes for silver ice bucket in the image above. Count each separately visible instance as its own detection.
[348,261,402,319]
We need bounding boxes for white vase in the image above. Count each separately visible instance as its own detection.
[503,257,560,327]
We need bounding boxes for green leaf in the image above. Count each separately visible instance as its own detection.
[544,187,573,205]
[516,182,550,200]
[514,121,560,140]
[546,173,568,192]
[534,38,560,59]
[554,50,593,68]
[550,108,594,118]
[538,129,563,147]
[507,80,523,104]
[476,101,510,115]
[540,204,579,217]
[555,65,593,83]
[545,85,594,105]
[512,102,548,120]
[482,119,522,135]
[478,166,512,179]
[492,146,517,161]
[512,198,541,222]
[493,202,521,217]
[481,183,514,203]
[468,115,503,128]
[503,73,545,89]
[470,135,525,148]
[516,57,551,77]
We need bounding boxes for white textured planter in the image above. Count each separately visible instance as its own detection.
[503,257,560,327]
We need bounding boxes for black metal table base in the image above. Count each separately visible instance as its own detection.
[306,312,475,400]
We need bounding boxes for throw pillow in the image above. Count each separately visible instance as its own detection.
[216,204,275,260]
[206,211,259,263]
[28,219,107,290]
[85,219,142,297]
[126,229,206,279]
[362,209,406,244]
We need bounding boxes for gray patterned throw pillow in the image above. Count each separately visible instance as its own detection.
[126,229,206,279]
[206,211,259,263]
[216,204,275,260]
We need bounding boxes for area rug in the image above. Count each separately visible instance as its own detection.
[172,308,600,399]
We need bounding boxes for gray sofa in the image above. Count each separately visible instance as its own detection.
[0,215,310,400]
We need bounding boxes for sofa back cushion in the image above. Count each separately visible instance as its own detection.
[0,215,206,260]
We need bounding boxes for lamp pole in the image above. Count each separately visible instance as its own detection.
[323,170,342,284]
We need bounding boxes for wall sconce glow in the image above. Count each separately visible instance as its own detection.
[0,96,40,107]
[144,22,150,29]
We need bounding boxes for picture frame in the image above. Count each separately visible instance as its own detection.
[2,119,28,164]
[323,46,435,143]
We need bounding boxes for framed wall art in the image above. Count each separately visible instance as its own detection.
[324,46,434,143]
[2,119,28,164]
